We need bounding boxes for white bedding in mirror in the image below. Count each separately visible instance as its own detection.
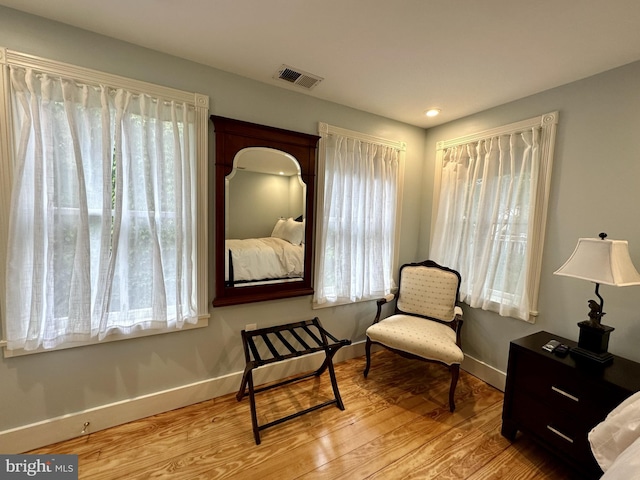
[225,237,304,283]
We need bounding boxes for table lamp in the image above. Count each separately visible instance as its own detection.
[554,233,640,364]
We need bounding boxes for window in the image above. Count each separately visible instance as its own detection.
[314,123,404,306]
[430,112,558,322]
[0,48,209,355]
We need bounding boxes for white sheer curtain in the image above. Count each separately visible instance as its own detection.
[314,132,399,305]
[430,129,540,321]
[6,66,198,351]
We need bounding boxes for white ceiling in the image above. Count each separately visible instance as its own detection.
[3,0,640,127]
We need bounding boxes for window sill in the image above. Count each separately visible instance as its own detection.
[2,315,209,358]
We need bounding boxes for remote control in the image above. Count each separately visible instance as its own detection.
[542,339,560,352]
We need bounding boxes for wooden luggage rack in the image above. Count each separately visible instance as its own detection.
[237,317,351,444]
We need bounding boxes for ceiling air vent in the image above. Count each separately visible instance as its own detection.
[274,65,323,90]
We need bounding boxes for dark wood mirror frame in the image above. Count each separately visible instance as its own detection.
[211,115,319,307]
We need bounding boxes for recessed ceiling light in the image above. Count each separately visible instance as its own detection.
[425,108,441,117]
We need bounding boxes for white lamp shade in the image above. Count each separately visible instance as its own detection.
[554,238,640,286]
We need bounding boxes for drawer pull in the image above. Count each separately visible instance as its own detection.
[551,386,579,402]
[547,425,574,443]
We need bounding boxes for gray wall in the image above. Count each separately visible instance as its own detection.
[422,61,640,371]
[227,171,295,239]
[0,6,426,433]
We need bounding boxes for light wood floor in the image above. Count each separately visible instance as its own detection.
[29,350,579,479]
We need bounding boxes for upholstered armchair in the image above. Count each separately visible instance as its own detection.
[364,260,464,412]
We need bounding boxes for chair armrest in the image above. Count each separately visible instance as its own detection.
[373,293,396,324]
[452,306,464,347]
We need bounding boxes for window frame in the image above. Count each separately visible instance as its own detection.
[430,112,559,322]
[0,47,210,356]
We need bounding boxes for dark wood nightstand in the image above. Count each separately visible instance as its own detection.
[501,331,640,479]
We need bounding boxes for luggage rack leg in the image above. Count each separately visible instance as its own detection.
[246,370,260,445]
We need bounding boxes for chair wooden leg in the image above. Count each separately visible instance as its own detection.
[449,364,460,412]
[363,337,372,377]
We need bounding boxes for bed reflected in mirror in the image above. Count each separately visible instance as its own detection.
[225,147,306,287]
[211,115,319,307]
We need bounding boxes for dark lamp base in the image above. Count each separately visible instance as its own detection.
[571,346,614,365]
[573,320,614,366]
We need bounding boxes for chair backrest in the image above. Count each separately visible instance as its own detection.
[395,260,461,322]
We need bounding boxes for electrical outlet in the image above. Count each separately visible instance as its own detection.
[245,323,257,331]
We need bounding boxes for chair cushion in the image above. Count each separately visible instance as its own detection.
[366,314,463,365]
[397,265,459,321]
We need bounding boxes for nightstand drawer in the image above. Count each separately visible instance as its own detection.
[512,390,598,467]
[510,348,621,420]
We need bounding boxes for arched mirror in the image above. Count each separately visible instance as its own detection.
[211,116,319,307]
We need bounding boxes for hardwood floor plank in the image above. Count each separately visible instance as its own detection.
[300,385,504,480]
[465,435,578,480]
[364,400,506,480]
[71,369,395,478]
[26,350,580,479]
[132,383,438,480]
[429,413,513,479]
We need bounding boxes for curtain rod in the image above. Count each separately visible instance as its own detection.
[437,111,558,151]
[318,122,407,152]
[1,47,209,109]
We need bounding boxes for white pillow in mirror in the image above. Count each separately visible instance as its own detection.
[271,218,286,238]
[271,218,304,245]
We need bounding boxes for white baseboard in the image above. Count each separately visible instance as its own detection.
[462,354,506,392]
[1,342,504,453]
[0,342,367,454]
